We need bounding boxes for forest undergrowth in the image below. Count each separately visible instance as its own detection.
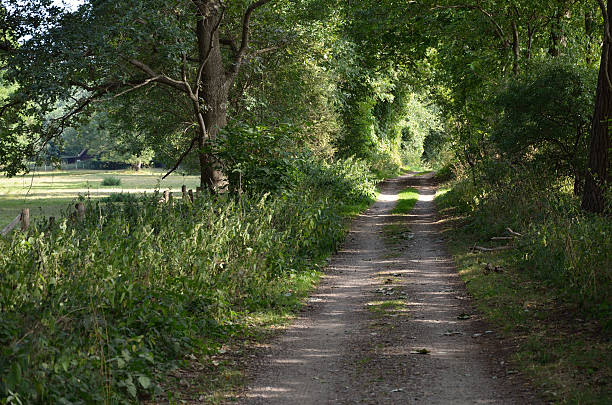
[435,165,612,404]
[0,158,380,404]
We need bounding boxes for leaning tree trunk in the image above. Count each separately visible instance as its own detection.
[196,7,229,192]
[582,0,612,213]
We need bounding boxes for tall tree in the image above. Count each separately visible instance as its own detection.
[582,0,612,213]
[0,0,273,190]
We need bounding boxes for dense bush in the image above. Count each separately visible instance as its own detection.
[492,62,596,194]
[421,129,449,167]
[0,158,376,403]
[101,176,122,186]
[434,162,455,183]
[211,123,379,200]
[436,169,612,316]
[210,123,301,193]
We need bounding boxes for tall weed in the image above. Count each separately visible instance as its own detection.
[0,158,376,403]
[437,168,612,315]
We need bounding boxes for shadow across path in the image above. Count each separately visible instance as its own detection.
[237,173,540,404]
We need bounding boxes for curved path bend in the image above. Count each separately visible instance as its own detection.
[236,173,539,405]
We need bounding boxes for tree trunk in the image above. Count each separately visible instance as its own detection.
[511,20,520,75]
[549,10,562,57]
[586,9,597,64]
[527,24,534,61]
[196,5,229,192]
[582,0,612,213]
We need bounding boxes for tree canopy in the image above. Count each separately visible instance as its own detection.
[0,0,610,210]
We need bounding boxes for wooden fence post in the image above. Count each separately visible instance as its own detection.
[188,189,194,202]
[181,185,187,201]
[163,190,169,203]
[76,203,85,222]
[20,208,30,231]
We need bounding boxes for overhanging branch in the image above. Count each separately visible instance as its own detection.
[127,59,191,93]
[226,0,273,81]
[162,136,199,179]
[432,4,509,46]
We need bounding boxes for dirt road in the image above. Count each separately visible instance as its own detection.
[236,173,539,404]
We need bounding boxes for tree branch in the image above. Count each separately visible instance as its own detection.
[0,99,22,118]
[432,4,508,46]
[111,76,161,98]
[226,0,273,82]
[127,59,191,93]
[162,136,199,179]
[249,45,280,58]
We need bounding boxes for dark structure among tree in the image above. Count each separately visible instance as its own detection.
[61,149,91,165]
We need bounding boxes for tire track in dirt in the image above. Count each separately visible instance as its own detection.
[235,173,540,404]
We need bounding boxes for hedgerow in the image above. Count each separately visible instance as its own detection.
[0,158,376,403]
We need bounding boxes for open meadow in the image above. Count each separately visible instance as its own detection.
[0,169,200,224]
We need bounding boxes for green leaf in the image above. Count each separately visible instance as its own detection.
[126,382,137,398]
[138,375,152,389]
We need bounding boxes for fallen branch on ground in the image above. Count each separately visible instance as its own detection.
[505,227,522,237]
[470,245,514,252]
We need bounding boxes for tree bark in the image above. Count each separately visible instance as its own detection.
[196,3,228,191]
[191,0,271,192]
[549,5,565,57]
[511,20,520,75]
[582,0,612,213]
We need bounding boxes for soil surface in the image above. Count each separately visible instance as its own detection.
[235,173,540,404]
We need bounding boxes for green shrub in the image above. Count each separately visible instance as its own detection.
[492,61,596,194]
[434,162,455,183]
[438,169,612,318]
[101,176,122,186]
[102,192,139,203]
[519,210,612,313]
[0,157,376,403]
[368,148,402,180]
[209,123,301,193]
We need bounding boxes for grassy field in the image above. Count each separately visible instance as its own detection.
[0,169,200,224]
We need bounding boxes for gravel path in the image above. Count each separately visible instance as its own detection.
[236,173,540,404]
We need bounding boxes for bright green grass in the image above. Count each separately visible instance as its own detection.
[0,169,199,224]
[401,164,426,172]
[392,187,419,214]
[340,190,378,218]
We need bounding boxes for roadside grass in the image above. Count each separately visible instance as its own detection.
[0,169,199,223]
[158,268,322,404]
[174,191,380,403]
[392,187,419,215]
[339,190,378,218]
[435,187,612,404]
